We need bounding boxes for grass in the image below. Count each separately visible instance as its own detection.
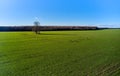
[0,29,120,76]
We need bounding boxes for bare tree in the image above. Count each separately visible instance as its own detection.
[33,21,40,34]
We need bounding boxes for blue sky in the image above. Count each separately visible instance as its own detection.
[0,0,120,27]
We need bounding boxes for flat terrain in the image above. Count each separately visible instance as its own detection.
[0,29,120,76]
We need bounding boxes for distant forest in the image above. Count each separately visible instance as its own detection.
[0,26,100,31]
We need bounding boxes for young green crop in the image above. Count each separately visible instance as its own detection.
[0,29,120,76]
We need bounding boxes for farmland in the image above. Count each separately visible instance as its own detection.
[0,29,120,76]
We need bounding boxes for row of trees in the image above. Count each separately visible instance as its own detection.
[32,21,98,34]
[0,26,98,31]
[0,20,98,32]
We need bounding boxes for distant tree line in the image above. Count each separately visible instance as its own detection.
[0,26,99,31]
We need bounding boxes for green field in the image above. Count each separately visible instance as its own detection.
[0,29,120,76]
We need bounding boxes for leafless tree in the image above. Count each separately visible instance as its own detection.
[33,21,40,34]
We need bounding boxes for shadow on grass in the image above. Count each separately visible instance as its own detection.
[37,33,73,36]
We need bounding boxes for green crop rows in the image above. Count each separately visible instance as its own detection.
[0,29,120,76]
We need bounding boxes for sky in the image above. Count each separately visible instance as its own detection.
[0,0,120,27]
